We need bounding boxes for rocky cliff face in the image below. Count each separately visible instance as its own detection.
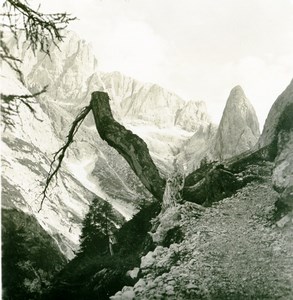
[273,130,293,211]
[120,82,183,128]
[257,79,293,149]
[11,31,98,109]
[259,80,293,212]
[93,71,185,129]
[212,85,260,160]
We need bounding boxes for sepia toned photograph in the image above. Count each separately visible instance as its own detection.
[1,0,293,299]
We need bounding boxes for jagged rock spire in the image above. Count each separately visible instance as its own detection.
[212,85,260,160]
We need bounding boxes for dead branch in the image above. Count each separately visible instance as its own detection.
[91,91,166,200]
[38,105,92,212]
[1,85,47,129]
[0,33,25,84]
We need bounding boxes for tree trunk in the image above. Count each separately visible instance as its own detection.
[91,91,166,201]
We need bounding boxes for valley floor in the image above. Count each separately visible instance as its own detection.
[113,163,293,299]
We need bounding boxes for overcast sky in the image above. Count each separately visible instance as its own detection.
[35,0,293,128]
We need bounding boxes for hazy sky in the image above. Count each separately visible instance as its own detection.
[34,0,293,128]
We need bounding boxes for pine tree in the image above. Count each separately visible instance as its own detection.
[79,198,117,255]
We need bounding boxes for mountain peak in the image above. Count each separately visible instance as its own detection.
[231,85,244,93]
[212,85,260,160]
[226,85,248,107]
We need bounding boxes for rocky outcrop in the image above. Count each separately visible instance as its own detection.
[91,91,166,201]
[272,102,293,193]
[273,130,293,211]
[257,79,293,149]
[182,162,242,206]
[250,79,293,214]
[212,85,260,160]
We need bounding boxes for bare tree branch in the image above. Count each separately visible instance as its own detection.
[0,31,25,84]
[38,105,92,212]
[1,85,47,129]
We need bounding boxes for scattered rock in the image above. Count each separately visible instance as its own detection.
[110,287,136,300]
[140,251,155,270]
[126,267,140,279]
[186,283,197,290]
[276,215,291,228]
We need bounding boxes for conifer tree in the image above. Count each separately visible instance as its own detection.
[79,198,117,255]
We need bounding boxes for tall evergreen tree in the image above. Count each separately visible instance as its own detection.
[79,198,117,255]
